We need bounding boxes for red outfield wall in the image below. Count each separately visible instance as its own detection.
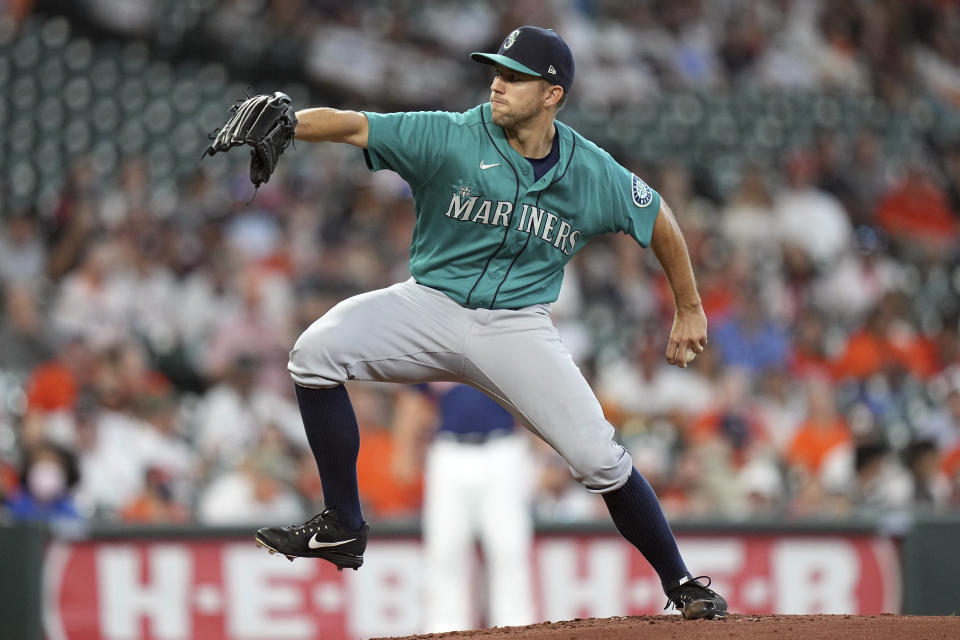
[42,533,900,640]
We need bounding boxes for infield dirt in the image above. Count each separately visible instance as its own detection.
[372,614,960,640]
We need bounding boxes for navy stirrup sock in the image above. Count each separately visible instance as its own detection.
[602,467,690,592]
[294,384,364,531]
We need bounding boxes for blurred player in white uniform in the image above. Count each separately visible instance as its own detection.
[393,382,536,632]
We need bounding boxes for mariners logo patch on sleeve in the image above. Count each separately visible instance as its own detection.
[631,173,653,207]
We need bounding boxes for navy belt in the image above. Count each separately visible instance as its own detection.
[436,428,512,445]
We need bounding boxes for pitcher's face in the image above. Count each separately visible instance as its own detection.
[489,65,552,129]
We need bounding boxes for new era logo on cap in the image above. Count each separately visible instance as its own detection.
[470,26,575,93]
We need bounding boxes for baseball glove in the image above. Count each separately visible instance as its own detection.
[202,91,298,188]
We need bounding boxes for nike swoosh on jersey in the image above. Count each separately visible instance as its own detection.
[308,534,357,549]
[480,161,500,169]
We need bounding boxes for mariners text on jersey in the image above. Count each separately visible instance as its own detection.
[444,195,582,256]
[363,103,662,310]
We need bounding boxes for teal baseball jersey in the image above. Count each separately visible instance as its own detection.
[363,103,661,309]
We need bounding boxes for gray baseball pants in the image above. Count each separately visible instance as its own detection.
[288,278,633,492]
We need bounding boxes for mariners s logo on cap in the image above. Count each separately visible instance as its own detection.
[503,29,520,49]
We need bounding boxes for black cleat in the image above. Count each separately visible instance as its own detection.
[255,508,368,571]
[664,575,728,620]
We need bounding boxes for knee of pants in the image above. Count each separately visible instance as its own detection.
[287,319,350,388]
[566,442,633,493]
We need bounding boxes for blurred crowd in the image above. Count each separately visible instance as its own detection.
[53,0,960,108]
[33,0,960,110]
[2,0,960,531]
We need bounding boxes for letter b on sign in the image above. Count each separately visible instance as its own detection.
[772,539,858,614]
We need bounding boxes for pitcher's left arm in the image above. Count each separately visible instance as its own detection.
[649,199,707,368]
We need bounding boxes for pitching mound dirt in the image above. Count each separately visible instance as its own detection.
[372,614,960,640]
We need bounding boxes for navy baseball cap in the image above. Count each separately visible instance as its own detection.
[471,26,574,93]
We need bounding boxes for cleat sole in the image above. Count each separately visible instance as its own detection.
[682,601,726,620]
[253,534,363,570]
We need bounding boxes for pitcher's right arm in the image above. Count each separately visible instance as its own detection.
[294,108,369,148]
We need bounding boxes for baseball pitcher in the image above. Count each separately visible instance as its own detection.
[238,26,725,620]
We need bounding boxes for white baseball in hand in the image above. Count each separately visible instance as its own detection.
[684,347,697,363]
